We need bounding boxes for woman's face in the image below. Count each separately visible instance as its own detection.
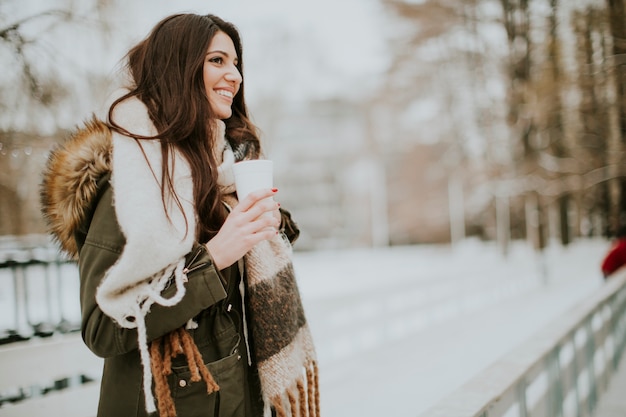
[203,31,242,119]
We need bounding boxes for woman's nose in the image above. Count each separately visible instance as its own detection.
[226,66,242,84]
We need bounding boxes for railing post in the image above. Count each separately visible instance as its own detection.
[10,261,31,338]
[585,318,597,414]
[43,261,55,329]
[547,346,564,417]
[612,288,626,370]
[569,334,582,417]
[55,259,67,328]
[610,295,620,371]
[597,306,612,394]
[516,377,528,417]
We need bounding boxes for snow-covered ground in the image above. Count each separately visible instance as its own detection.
[0,238,610,416]
[293,238,607,417]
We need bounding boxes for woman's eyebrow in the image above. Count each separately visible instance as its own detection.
[206,50,237,59]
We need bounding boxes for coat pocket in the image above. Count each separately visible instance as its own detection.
[169,332,245,417]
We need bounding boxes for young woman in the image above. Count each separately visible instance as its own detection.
[41,13,318,417]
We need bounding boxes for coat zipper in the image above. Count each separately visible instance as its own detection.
[182,246,207,275]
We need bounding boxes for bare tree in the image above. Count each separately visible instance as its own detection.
[382,0,624,247]
[0,0,114,132]
[381,0,504,244]
[0,9,72,103]
[606,0,626,233]
[0,0,114,235]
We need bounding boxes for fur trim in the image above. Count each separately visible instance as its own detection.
[40,117,112,258]
[41,95,196,328]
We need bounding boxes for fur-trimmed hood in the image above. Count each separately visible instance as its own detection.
[40,96,198,319]
[40,117,113,259]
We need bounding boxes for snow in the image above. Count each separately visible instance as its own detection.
[0,238,610,416]
[293,238,607,416]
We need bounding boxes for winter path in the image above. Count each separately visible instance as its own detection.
[293,239,607,417]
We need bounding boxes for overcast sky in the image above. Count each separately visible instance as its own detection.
[2,0,392,131]
[17,0,390,99]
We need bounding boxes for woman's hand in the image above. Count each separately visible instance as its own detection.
[206,188,280,270]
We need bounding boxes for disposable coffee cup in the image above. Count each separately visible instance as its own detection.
[233,160,274,219]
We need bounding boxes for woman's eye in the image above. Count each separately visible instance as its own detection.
[209,57,223,64]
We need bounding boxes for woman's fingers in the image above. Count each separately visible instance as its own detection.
[205,188,281,270]
[249,207,281,232]
[232,190,280,232]
[238,190,280,226]
[237,188,277,212]
[254,226,279,242]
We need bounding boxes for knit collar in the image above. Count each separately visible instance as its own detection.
[214,121,237,195]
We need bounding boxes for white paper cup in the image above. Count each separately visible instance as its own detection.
[233,159,274,205]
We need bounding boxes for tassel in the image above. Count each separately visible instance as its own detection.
[150,338,177,417]
[179,328,202,382]
[163,337,173,375]
[306,365,315,417]
[148,328,221,417]
[195,349,220,394]
[297,379,307,417]
[136,313,157,414]
[178,328,219,393]
[273,396,288,417]
[313,361,320,417]
[170,329,184,356]
[287,389,298,417]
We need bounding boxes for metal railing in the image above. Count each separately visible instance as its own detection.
[0,246,99,415]
[418,270,626,417]
[0,246,81,344]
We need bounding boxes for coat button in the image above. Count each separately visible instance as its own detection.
[179,379,187,388]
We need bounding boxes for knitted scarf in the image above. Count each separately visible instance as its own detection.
[239,226,320,417]
[214,132,321,417]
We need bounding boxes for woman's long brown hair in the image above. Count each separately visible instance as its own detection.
[107,14,260,242]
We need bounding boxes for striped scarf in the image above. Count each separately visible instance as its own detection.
[225,192,319,417]
[216,130,320,417]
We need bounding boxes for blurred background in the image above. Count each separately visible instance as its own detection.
[2,0,624,250]
[1,0,626,416]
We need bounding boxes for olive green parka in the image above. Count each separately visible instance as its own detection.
[40,112,299,417]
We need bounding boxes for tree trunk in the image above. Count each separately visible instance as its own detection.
[606,0,626,233]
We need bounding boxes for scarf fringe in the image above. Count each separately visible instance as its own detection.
[148,328,220,417]
[270,360,320,417]
[132,258,188,414]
